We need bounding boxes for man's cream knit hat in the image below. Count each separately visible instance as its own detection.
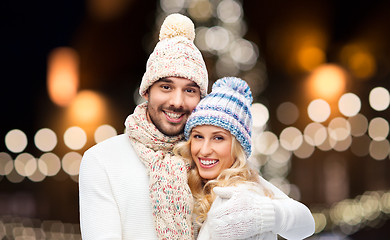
[139,13,208,98]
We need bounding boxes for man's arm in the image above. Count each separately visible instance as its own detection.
[79,149,122,240]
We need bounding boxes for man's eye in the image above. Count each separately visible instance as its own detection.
[161,85,170,90]
[186,89,196,93]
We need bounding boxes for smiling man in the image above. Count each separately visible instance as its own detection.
[79,14,208,240]
[144,77,201,136]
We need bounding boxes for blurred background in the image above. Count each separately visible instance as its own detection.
[1,0,390,239]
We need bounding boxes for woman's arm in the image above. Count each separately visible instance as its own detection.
[259,176,315,239]
[206,179,315,240]
[79,148,122,240]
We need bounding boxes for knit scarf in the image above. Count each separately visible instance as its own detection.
[125,102,194,240]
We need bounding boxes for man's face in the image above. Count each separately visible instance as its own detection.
[144,77,201,136]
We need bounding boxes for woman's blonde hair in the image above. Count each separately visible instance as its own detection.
[174,134,265,224]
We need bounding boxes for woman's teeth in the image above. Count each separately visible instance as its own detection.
[200,159,218,166]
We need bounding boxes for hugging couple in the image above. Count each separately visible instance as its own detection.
[79,13,315,240]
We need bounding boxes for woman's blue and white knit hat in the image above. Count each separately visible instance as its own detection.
[184,77,253,157]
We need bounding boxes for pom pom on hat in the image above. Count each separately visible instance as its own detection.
[212,77,253,104]
[159,13,195,42]
[140,13,208,98]
[185,77,253,157]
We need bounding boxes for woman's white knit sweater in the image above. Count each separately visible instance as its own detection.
[197,178,315,240]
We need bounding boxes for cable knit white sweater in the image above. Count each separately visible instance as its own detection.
[79,134,158,239]
[79,134,314,240]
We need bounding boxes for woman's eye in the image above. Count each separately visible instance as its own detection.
[193,134,203,139]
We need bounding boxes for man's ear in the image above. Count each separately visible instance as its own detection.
[143,90,149,101]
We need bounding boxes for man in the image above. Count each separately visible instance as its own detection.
[79,13,315,240]
[79,13,208,239]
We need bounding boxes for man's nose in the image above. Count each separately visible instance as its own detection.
[169,89,184,108]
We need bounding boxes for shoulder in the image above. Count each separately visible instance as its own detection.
[82,134,139,168]
[84,134,135,157]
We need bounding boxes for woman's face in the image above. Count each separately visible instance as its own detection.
[190,125,235,180]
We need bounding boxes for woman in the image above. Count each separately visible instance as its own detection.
[175,77,315,239]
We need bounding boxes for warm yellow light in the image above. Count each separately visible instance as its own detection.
[189,0,213,22]
[47,47,79,107]
[340,44,376,79]
[68,90,106,125]
[307,64,347,101]
[297,46,325,71]
[87,0,131,20]
[349,52,376,79]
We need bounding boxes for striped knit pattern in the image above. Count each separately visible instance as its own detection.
[185,77,253,157]
[125,103,194,240]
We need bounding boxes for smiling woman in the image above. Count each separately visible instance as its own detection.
[190,125,234,180]
[174,77,315,239]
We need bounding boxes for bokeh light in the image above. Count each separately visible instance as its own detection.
[369,140,390,161]
[308,99,331,122]
[254,131,279,155]
[306,64,347,101]
[317,134,335,151]
[63,126,87,150]
[293,140,315,159]
[94,124,118,143]
[340,44,376,79]
[38,153,61,177]
[68,90,106,125]
[188,0,213,22]
[338,93,361,117]
[160,0,186,13]
[348,113,368,137]
[6,168,24,183]
[217,0,242,23]
[251,103,269,128]
[0,152,14,176]
[313,212,327,233]
[28,167,46,182]
[205,26,230,52]
[14,153,37,177]
[369,87,390,111]
[297,46,325,72]
[87,0,131,20]
[332,135,352,152]
[368,117,389,141]
[279,127,303,151]
[304,122,327,146]
[276,102,299,125]
[62,152,82,176]
[34,128,57,152]
[5,129,28,153]
[328,117,351,141]
[47,47,79,107]
[229,39,258,70]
